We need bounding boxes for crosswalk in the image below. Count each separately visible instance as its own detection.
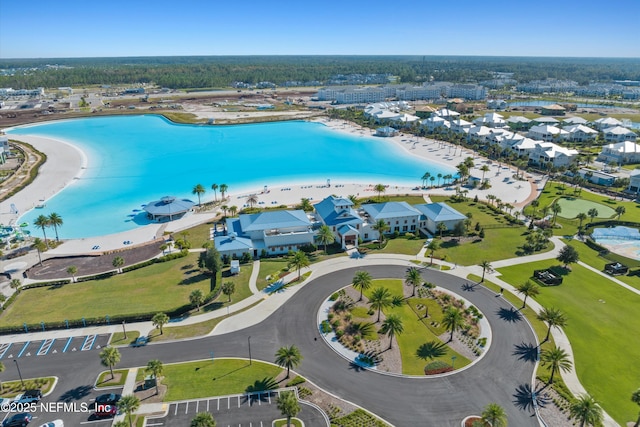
[0,333,111,359]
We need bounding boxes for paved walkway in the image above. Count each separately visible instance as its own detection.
[2,241,631,426]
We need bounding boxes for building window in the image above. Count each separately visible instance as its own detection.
[364,233,369,239]
[404,220,407,224]
[402,226,408,232]
[411,225,416,231]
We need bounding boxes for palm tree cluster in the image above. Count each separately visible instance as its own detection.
[33,212,64,245]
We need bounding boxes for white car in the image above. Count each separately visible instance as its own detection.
[38,421,64,427]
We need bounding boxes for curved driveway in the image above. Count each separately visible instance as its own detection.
[9,265,539,426]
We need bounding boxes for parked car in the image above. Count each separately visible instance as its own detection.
[131,336,148,347]
[94,404,117,418]
[37,421,63,427]
[2,413,33,427]
[13,390,42,404]
[95,393,121,406]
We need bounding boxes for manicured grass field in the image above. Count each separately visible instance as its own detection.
[160,359,283,401]
[429,196,553,265]
[96,369,129,388]
[256,259,290,291]
[497,260,640,424]
[368,235,426,256]
[0,253,254,328]
[364,280,470,375]
[556,197,615,219]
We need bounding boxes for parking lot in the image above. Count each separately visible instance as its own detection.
[146,390,328,427]
[0,334,111,359]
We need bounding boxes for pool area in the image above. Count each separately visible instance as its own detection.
[592,226,640,260]
[7,116,455,239]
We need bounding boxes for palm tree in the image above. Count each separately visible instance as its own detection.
[246,194,258,208]
[9,279,21,292]
[112,256,125,273]
[352,270,372,301]
[229,205,238,216]
[588,208,599,223]
[48,212,63,241]
[189,289,205,311]
[379,314,404,349]
[299,198,313,212]
[442,307,465,342]
[436,222,447,238]
[211,183,218,201]
[551,202,562,225]
[404,267,422,297]
[481,402,508,427]
[541,345,572,384]
[426,239,440,265]
[316,225,335,253]
[191,412,216,427]
[569,394,603,427]
[276,391,300,427]
[34,214,50,245]
[530,199,540,218]
[66,265,78,282]
[437,173,443,186]
[33,237,46,266]
[146,359,164,395]
[275,345,303,378]
[615,205,626,220]
[192,184,206,206]
[576,212,587,230]
[372,219,390,249]
[537,307,568,342]
[219,184,228,200]
[479,260,492,282]
[516,280,539,309]
[220,205,228,217]
[631,388,640,427]
[374,183,386,201]
[99,346,121,379]
[369,286,393,323]
[421,172,431,188]
[347,194,360,207]
[117,394,140,427]
[288,250,309,280]
[221,281,235,302]
[480,164,490,181]
[152,312,169,335]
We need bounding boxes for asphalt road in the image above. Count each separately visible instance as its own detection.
[3,265,540,426]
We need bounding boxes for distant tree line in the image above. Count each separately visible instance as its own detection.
[1,55,639,90]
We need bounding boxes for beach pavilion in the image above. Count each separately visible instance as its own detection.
[143,196,195,222]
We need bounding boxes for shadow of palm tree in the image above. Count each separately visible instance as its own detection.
[348,361,365,372]
[461,282,476,292]
[416,341,447,360]
[212,364,248,381]
[512,342,539,363]
[241,391,271,406]
[497,307,522,322]
[245,377,278,393]
[513,383,551,412]
[59,385,93,403]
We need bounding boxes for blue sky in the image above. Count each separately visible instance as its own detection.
[1,0,638,58]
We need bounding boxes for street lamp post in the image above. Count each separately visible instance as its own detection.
[122,321,127,340]
[248,336,252,365]
[14,359,25,389]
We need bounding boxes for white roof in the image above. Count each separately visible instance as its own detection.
[604,140,640,153]
[564,124,597,134]
[533,116,559,124]
[604,126,635,135]
[530,124,563,135]
[595,117,622,126]
[507,116,532,123]
[468,125,492,136]
[563,116,588,125]
[512,138,538,150]
[536,142,578,158]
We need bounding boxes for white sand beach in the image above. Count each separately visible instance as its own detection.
[0,118,544,256]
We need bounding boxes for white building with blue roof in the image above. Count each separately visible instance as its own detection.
[314,195,364,248]
[361,202,421,236]
[414,202,466,234]
[215,209,315,258]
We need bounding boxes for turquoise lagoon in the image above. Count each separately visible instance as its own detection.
[8,115,454,239]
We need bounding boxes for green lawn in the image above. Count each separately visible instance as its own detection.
[0,253,213,327]
[96,369,129,388]
[160,359,283,401]
[110,331,140,346]
[428,196,553,265]
[497,260,640,425]
[556,198,615,219]
[256,259,290,291]
[364,280,470,375]
[564,239,640,291]
[365,235,426,256]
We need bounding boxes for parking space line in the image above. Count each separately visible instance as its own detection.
[37,338,55,356]
[81,334,96,351]
[0,343,11,359]
[227,396,230,410]
[185,401,188,414]
[237,395,240,408]
[195,400,199,413]
[268,392,271,404]
[174,404,178,416]
[217,398,220,411]
[206,399,209,412]
[62,337,73,352]
[258,392,261,405]
[17,341,30,357]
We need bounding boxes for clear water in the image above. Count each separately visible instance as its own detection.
[508,100,616,109]
[8,115,454,239]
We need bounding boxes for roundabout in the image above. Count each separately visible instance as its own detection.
[5,263,542,426]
